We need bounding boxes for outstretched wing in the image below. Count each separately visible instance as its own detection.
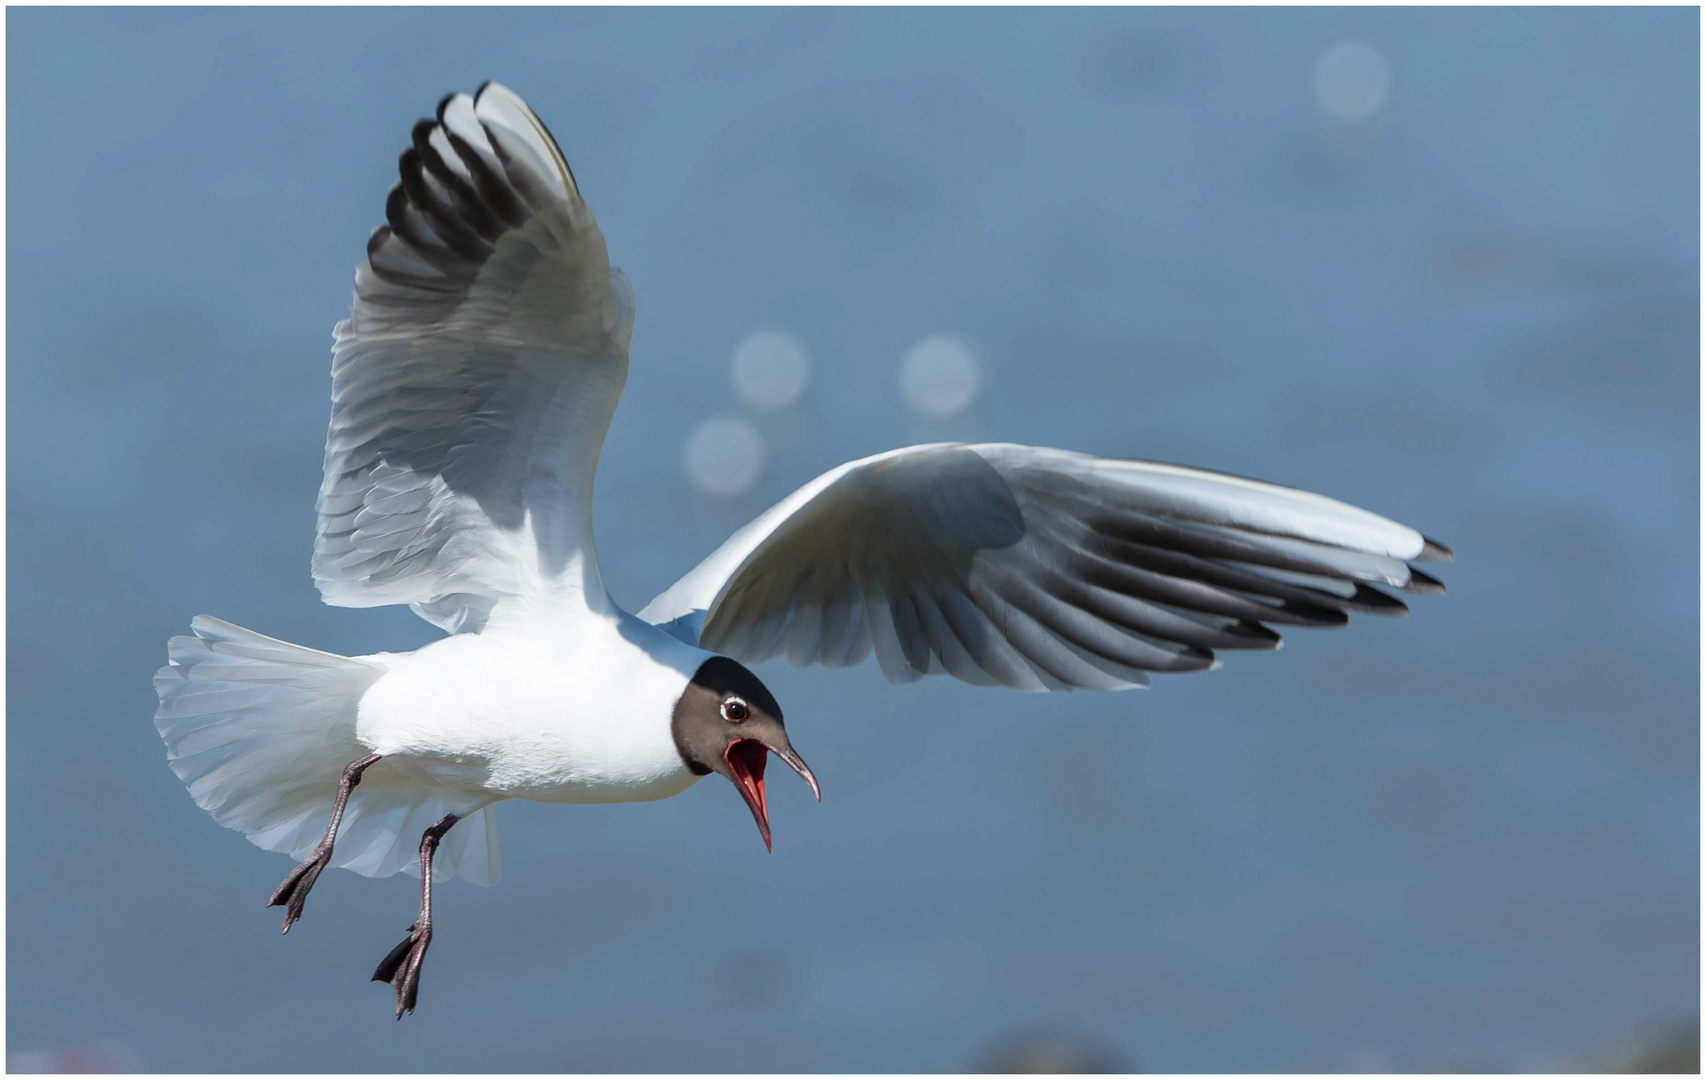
[639,443,1450,691]
[314,83,634,634]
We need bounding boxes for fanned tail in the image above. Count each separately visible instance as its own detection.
[153,616,501,885]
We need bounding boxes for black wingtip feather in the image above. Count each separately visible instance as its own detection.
[397,148,494,262]
[442,127,528,228]
[1403,567,1447,595]
[366,225,391,261]
[384,184,410,231]
[382,183,462,272]
[410,127,508,244]
[1278,601,1350,628]
[1418,536,1455,562]
[1158,644,1217,673]
[1222,621,1283,651]
[1340,584,1409,617]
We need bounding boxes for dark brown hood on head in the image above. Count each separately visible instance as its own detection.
[671,656,818,851]
[671,657,785,774]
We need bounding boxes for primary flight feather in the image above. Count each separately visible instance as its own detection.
[153,82,1450,1018]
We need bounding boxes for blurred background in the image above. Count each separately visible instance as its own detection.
[7,7,1698,1073]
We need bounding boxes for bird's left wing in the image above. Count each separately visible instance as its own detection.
[639,443,1449,691]
[314,83,634,633]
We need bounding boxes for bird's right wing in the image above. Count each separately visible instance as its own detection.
[639,443,1449,691]
[314,83,635,634]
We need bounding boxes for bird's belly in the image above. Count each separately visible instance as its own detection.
[472,727,702,805]
[364,704,701,805]
[355,632,700,806]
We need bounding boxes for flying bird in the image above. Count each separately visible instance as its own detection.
[153,82,1450,1018]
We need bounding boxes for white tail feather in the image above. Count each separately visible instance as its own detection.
[153,616,501,885]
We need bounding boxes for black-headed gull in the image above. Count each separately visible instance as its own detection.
[153,83,1449,1018]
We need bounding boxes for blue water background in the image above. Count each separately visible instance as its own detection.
[7,7,1698,1071]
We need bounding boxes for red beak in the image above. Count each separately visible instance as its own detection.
[724,738,820,852]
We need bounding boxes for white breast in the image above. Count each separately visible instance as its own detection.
[355,614,707,805]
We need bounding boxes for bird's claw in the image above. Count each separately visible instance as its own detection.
[371,922,433,1019]
[267,846,332,934]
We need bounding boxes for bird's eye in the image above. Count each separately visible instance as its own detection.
[722,698,749,723]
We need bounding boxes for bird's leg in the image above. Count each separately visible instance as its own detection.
[267,752,383,933]
[372,813,459,1019]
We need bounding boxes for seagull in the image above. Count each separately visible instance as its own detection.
[153,82,1450,1018]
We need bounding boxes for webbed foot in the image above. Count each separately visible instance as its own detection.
[372,920,434,1018]
[267,846,331,934]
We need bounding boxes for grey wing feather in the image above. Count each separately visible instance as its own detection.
[314,83,635,633]
[640,443,1447,692]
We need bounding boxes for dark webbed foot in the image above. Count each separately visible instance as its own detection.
[371,811,458,1018]
[267,753,382,934]
[267,846,331,933]
[372,921,433,1018]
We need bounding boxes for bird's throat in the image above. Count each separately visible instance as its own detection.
[724,739,771,851]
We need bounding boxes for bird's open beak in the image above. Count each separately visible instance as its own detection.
[724,739,820,852]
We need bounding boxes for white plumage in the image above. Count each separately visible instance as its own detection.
[152,82,1447,1016]
[155,616,501,884]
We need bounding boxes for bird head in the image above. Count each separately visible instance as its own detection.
[671,656,819,851]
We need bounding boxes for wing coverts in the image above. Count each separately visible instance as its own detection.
[315,83,634,633]
[641,443,1449,691]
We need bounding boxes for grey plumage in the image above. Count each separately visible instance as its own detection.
[314,83,634,634]
[641,444,1448,692]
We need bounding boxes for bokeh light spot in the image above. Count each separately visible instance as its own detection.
[730,327,810,411]
[899,332,982,419]
[684,415,764,497]
[1311,40,1392,122]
